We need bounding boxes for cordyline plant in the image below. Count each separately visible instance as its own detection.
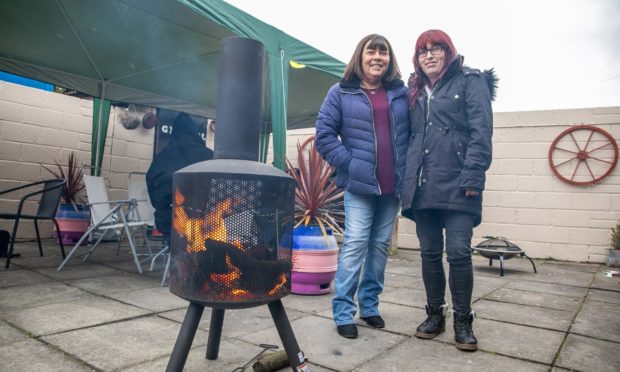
[42,152,85,209]
[285,135,344,237]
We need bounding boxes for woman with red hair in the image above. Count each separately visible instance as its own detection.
[401,29,497,351]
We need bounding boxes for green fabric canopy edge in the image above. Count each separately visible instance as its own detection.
[178,0,344,169]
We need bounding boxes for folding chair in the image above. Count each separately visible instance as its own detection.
[0,179,66,268]
[127,171,169,282]
[57,167,149,273]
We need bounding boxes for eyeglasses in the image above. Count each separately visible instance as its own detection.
[418,45,444,58]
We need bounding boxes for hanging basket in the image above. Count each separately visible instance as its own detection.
[142,112,158,129]
[121,104,141,130]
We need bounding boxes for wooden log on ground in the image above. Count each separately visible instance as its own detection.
[252,350,290,372]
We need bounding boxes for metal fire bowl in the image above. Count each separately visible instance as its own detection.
[472,246,523,260]
[472,237,524,260]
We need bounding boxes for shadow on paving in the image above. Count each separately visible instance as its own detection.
[0,240,619,371]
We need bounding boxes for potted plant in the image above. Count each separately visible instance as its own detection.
[608,222,620,267]
[285,136,344,295]
[42,152,90,245]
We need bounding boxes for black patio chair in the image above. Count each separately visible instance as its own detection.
[0,179,66,268]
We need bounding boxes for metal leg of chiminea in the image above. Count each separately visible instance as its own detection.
[206,308,225,360]
[166,302,204,372]
[268,299,308,371]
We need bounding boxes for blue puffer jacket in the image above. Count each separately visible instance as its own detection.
[315,79,410,196]
[401,56,494,226]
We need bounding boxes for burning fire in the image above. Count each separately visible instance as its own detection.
[268,273,288,296]
[173,189,289,300]
[173,191,241,253]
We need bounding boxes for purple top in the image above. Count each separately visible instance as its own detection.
[363,87,394,194]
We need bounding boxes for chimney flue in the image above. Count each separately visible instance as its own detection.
[214,37,264,161]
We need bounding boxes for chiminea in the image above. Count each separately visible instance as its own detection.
[166,37,308,372]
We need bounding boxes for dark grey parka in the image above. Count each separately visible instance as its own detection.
[401,56,495,226]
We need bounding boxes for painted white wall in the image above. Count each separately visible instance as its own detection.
[1,81,619,263]
[286,109,620,263]
[0,81,155,237]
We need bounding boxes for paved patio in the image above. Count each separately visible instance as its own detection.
[1,240,619,372]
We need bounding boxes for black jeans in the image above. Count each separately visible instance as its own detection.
[414,209,475,313]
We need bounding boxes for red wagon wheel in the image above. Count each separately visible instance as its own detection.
[548,125,618,186]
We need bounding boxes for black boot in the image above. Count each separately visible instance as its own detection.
[415,304,446,339]
[453,311,478,351]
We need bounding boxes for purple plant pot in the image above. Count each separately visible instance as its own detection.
[291,271,336,295]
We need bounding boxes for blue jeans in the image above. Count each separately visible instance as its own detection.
[333,191,400,326]
[413,209,475,314]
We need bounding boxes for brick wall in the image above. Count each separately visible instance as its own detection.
[0,81,155,238]
[1,81,619,262]
[287,108,620,263]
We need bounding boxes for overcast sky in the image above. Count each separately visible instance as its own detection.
[225,0,620,113]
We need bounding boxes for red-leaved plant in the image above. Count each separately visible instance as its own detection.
[285,136,344,237]
[42,152,85,209]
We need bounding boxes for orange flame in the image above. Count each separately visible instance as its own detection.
[268,273,288,296]
[173,190,235,253]
[209,255,240,284]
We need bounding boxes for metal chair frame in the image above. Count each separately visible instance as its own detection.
[57,167,149,273]
[0,179,66,268]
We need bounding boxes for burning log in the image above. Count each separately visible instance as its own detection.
[195,239,290,295]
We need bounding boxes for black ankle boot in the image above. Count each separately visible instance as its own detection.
[415,304,446,339]
[453,311,478,351]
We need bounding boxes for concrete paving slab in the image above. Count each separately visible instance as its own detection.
[486,288,582,311]
[353,336,549,372]
[66,273,160,295]
[317,302,428,337]
[384,257,420,277]
[124,338,264,372]
[240,315,407,371]
[521,267,594,287]
[434,318,565,365]
[104,286,188,312]
[472,265,537,279]
[282,292,334,315]
[0,282,87,313]
[571,298,620,343]
[381,286,427,309]
[160,304,307,338]
[0,268,53,288]
[504,279,588,298]
[384,271,424,289]
[8,252,67,269]
[543,261,600,273]
[0,320,29,346]
[472,275,506,299]
[102,258,154,273]
[587,288,620,304]
[555,334,620,372]
[0,339,92,371]
[3,295,149,336]
[475,299,574,331]
[125,338,333,372]
[42,316,205,371]
[590,270,620,291]
[33,263,126,281]
[0,242,614,371]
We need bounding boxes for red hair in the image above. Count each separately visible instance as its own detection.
[409,29,458,105]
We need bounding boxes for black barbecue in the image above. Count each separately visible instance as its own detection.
[166,37,307,372]
[472,236,537,276]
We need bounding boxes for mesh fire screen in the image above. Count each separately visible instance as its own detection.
[170,166,295,309]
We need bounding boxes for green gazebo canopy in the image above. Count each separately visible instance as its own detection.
[0,0,345,169]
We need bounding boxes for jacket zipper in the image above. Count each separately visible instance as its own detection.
[361,89,382,195]
[418,84,437,187]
